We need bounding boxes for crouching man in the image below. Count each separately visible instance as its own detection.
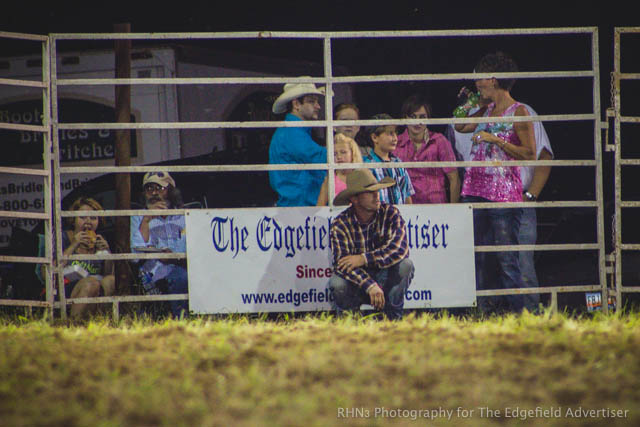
[327,169,414,320]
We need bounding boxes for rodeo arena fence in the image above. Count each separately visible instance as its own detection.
[0,27,629,320]
[613,28,640,307]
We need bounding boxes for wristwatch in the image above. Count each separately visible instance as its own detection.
[524,191,537,201]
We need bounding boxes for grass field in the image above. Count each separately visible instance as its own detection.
[1,310,639,426]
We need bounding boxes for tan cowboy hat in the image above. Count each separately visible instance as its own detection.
[333,169,396,206]
[272,78,325,114]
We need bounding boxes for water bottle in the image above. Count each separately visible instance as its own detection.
[141,270,160,295]
[453,88,480,118]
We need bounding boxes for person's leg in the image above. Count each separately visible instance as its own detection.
[377,258,414,320]
[327,275,368,316]
[69,276,101,318]
[489,206,525,312]
[164,266,189,318]
[519,207,541,312]
[100,275,116,297]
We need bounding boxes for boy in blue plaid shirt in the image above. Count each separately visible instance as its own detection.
[362,113,415,204]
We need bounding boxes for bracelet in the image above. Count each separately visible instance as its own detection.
[500,139,507,148]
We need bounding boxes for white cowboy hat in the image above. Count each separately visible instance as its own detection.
[272,78,325,114]
[333,169,396,206]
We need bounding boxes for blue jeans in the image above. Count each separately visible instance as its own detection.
[327,258,414,320]
[462,196,525,312]
[164,266,189,317]
[519,207,540,311]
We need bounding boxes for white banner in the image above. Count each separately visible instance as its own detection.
[186,205,476,313]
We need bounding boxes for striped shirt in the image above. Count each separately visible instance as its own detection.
[363,151,415,204]
[330,204,409,292]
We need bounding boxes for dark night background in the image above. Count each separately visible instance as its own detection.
[2,1,640,307]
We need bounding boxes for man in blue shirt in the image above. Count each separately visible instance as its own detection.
[131,171,188,317]
[269,80,327,206]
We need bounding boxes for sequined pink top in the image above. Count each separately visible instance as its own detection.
[461,102,524,202]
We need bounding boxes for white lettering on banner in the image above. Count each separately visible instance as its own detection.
[186,205,476,314]
[0,175,97,248]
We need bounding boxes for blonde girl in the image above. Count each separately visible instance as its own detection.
[316,134,363,205]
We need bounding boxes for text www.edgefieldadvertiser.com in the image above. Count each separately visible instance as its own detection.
[240,288,432,306]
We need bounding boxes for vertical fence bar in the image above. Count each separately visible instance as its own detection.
[112,300,120,323]
[49,36,66,321]
[592,28,609,313]
[42,36,54,320]
[113,24,133,297]
[324,37,336,208]
[613,28,623,310]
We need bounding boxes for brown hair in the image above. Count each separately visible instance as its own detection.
[401,94,432,119]
[474,51,518,91]
[334,103,360,119]
[65,197,104,229]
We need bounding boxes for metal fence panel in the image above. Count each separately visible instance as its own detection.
[0,32,54,316]
[613,27,640,308]
[0,28,608,318]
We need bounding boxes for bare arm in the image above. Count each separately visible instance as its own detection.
[472,106,535,160]
[511,106,536,160]
[138,200,168,242]
[447,170,460,203]
[316,176,329,206]
[454,107,488,133]
[61,230,89,266]
[524,148,552,200]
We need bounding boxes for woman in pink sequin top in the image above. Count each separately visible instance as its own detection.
[454,51,536,313]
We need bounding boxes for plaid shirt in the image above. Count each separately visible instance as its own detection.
[363,151,415,204]
[330,204,409,292]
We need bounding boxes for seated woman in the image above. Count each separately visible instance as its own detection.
[317,133,363,205]
[62,197,115,317]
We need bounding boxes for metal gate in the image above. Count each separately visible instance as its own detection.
[612,27,640,307]
[0,31,55,316]
[1,27,609,318]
